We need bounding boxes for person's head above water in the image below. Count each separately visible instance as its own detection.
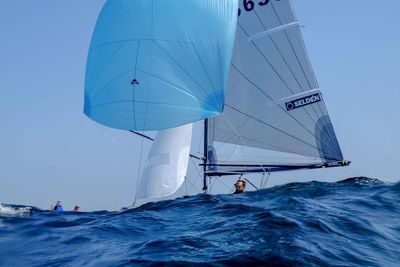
[234,179,246,194]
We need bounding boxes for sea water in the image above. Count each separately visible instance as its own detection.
[0,177,399,266]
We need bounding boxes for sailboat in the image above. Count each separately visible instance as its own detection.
[84,0,350,206]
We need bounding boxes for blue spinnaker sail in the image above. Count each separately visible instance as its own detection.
[84,0,238,131]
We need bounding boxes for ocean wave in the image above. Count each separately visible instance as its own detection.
[0,203,34,218]
[0,177,399,266]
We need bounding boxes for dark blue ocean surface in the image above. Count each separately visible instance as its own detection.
[1,177,399,266]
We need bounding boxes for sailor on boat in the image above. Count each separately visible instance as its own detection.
[234,179,246,194]
[53,201,63,212]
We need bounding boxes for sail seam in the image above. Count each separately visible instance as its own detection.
[187,38,220,110]
[89,43,126,100]
[224,104,337,161]
[212,124,290,153]
[230,63,323,144]
[153,41,215,107]
[251,9,322,127]
[269,2,337,142]
[132,41,141,130]
[246,7,339,150]
[267,2,325,126]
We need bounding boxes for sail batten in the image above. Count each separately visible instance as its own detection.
[209,0,344,170]
[82,0,348,204]
[249,22,300,41]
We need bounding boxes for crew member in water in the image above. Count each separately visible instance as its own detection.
[234,179,246,194]
[53,201,64,212]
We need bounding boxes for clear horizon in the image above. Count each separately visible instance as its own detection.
[1,0,399,211]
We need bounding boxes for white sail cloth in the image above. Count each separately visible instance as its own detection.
[209,0,343,166]
[136,124,193,200]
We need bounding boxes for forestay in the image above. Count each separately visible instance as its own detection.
[84,0,238,131]
[208,0,343,172]
[136,124,192,200]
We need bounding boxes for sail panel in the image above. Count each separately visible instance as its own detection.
[84,0,238,131]
[210,91,343,164]
[136,124,192,200]
[209,0,343,166]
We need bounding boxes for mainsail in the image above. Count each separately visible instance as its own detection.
[207,0,345,175]
[84,0,238,131]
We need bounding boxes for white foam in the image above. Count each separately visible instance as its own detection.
[0,203,32,217]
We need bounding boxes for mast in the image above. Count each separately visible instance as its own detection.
[202,119,208,193]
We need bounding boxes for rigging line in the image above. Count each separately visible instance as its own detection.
[230,65,326,146]
[214,176,233,192]
[224,104,338,161]
[197,126,204,154]
[129,131,154,141]
[133,134,145,204]
[209,177,217,193]
[208,119,246,173]
[187,175,200,195]
[260,173,265,189]
[261,172,271,189]
[94,124,147,161]
[189,156,203,193]
[153,41,216,104]
[211,114,259,164]
[221,113,270,175]
[243,178,259,190]
[184,176,189,196]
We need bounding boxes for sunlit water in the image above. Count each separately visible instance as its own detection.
[1,177,399,266]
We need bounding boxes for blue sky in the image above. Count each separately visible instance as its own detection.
[1,1,399,211]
